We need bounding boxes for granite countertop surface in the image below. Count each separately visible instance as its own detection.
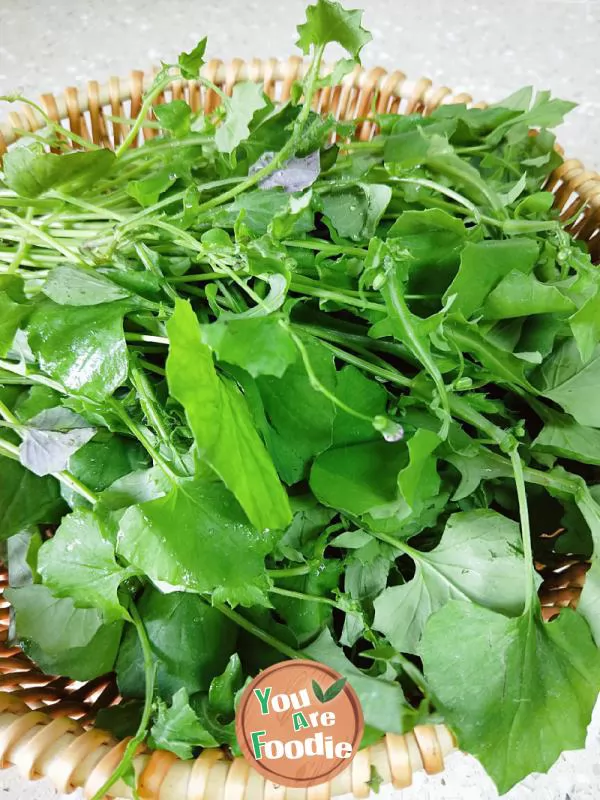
[0,1,599,799]
[0,0,599,168]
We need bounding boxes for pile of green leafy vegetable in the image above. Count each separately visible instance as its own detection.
[1,0,600,795]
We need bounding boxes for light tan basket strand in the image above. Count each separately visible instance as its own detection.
[47,728,114,794]
[108,76,123,147]
[0,58,598,235]
[129,71,145,143]
[138,749,179,800]
[188,748,226,800]
[0,699,456,800]
[307,781,330,800]
[351,748,371,798]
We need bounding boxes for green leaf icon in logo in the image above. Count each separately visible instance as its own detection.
[312,676,347,703]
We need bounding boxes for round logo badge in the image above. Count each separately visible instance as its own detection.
[235,659,364,788]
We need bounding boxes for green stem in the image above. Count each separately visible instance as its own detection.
[289,329,374,424]
[212,602,301,660]
[115,73,175,157]
[138,359,166,377]
[0,210,88,265]
[0,435,98,505]
[392,177,481,222]
[118,134,211,163]
[134,243,180,304]
[312,340,413,389]
[8,208,34,272]
[290,277,386,312]
[0,95,99,151]
[168,272,225,284]
[129,361,187,475]
[0,360,65,392]
[0,398,20,426]
[267,565,311,578]
[126,334,169,345]
[89,602,156,800]
[108,399,179,484]
[381,269,450,438]
[269,586,339,608]
[283,239,367,258]
[50,191,126,222]
[510,448,537,613]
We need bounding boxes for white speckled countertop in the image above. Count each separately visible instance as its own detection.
[0,1,599,798]
[0,0,599,168]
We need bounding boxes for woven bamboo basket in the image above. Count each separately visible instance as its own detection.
[0,59,599,800]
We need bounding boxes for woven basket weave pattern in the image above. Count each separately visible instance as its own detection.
[0,59,599,799]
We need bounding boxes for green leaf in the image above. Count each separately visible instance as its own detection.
[271,558,342,646]
[149,688,218,759]
[7,529,42,588]
[569,286,600,363]
[229,189,291,235]
[444,446,511,500]
[276,497,336,562]
[178,37,207,80]
[319,183,391,241]
[536,339,600,427]
[256,339,336,484]
[444,239,538,319]
[208,653,244,718]
[166,299,291,532]
[397,429,440,510]
[154,101,192,137]
[532,408,600,466]
[578,560,600,646]
[215,83,268,154]
[69,434,149,493]
[117,477,275,607]
[340,544,394,646]
[256,151,321,193]
[126,170,177,207]
[42,266,131,306]
[386,209,468,298]
[296,0,372,60]
[28,300,130,401]
[331,366,388,447]
[383,128,437,168]
[13,386,62,422]
[19,407,96,476]
[448,321,538,394]
[100,466,172,510]
[0,275,31,357]
[303,628,405,734]
[95,701,143,739]
[316,58,357,88]
[116,586,237,701]
[269,190,315,240]
[310,440,406,516]
[373,510,530,653]
[0,455,64,540]
[201,316,296,378]
[420,602,600,793]
[6,584,123,680]
[482,270,576,320]
[190,693,240,752]
[486,91,577,146]
[3,148,115,197]
[38,508,132,620]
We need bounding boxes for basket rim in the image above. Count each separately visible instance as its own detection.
[0,57,598,799]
